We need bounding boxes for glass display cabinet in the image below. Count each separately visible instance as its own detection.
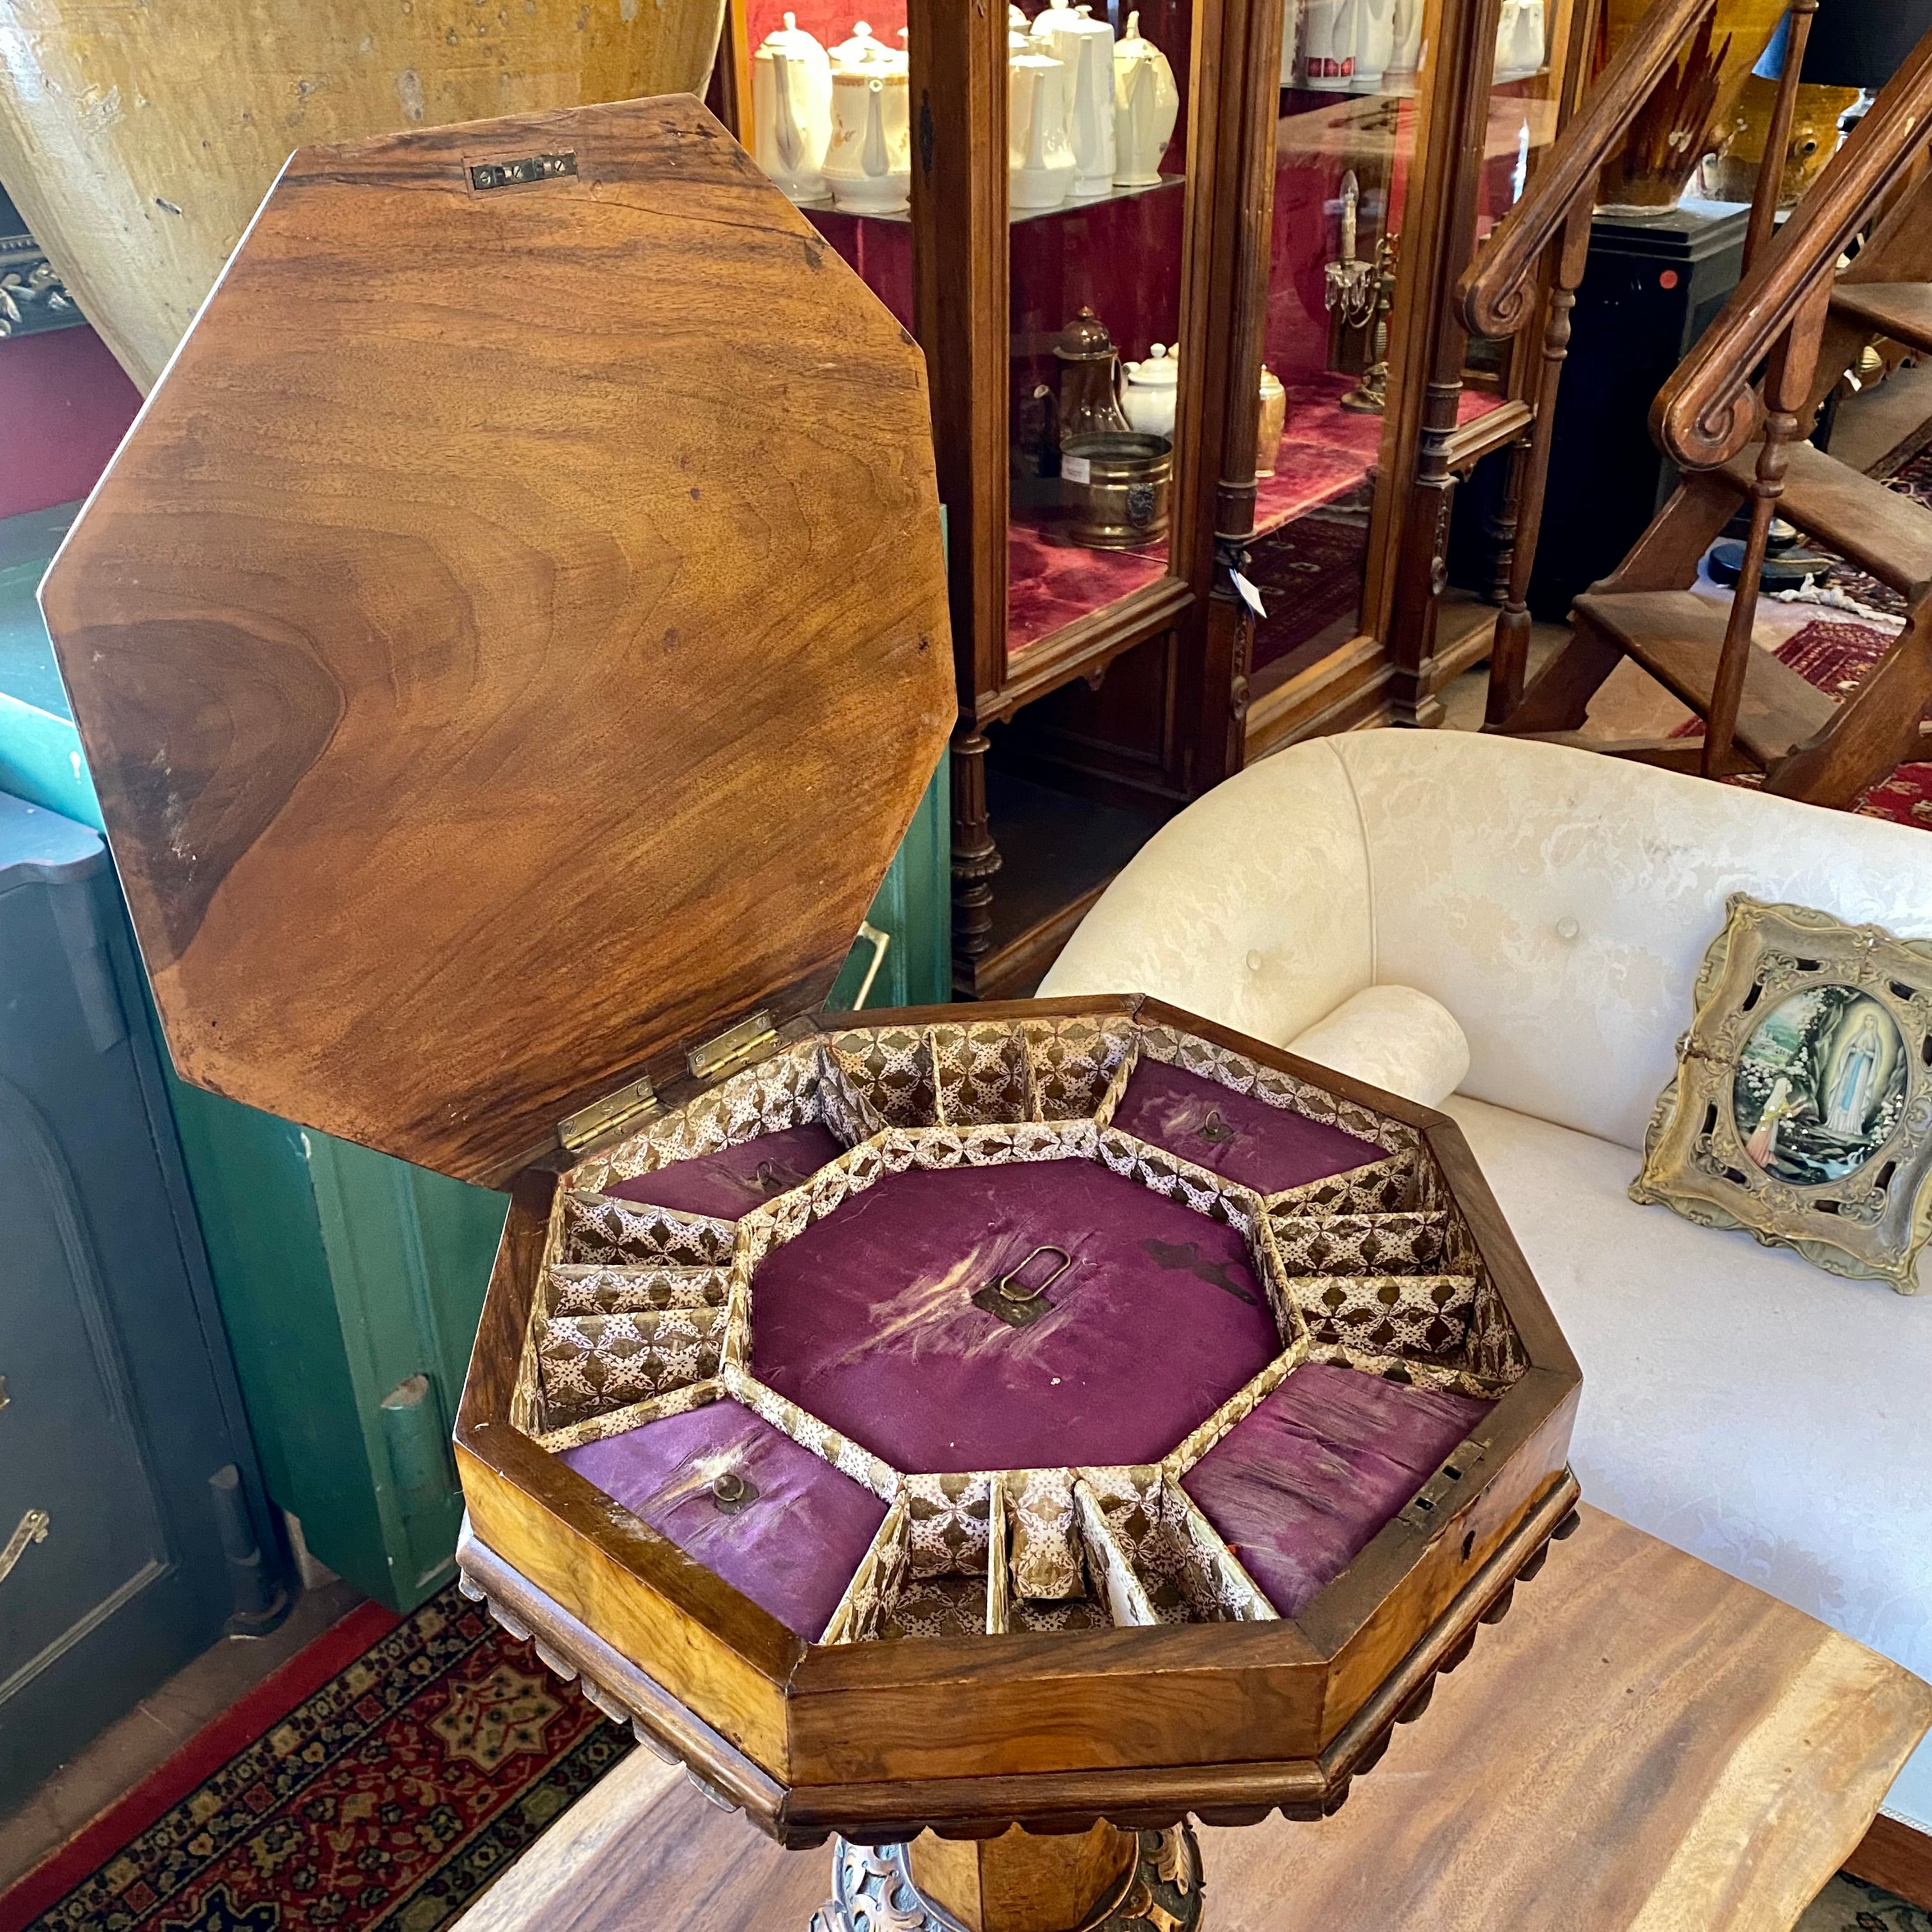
[712,0,1595,995]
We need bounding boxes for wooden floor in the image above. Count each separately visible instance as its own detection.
[457,1508,1932,1932]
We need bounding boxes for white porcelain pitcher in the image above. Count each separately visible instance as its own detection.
[1035,4,1116,198]
[1112,12,1178,187]
[1010,49,1076,210]
[752,12,833,206]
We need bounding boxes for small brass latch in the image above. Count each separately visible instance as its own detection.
[972,1245,1072,1330]
[710,1469,758,1515]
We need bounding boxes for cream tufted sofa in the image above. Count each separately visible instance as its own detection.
[1040,728,1932,1834]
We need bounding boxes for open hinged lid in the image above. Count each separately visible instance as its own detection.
[38,96,953,1189]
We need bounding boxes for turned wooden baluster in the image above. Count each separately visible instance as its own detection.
[1742,0,1820,274]
[1485,203,1595,726]
[1701,277,1836,777]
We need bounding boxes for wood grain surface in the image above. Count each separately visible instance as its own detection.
[40,96,955,1186]
[455,1508,1932,1932]
[0,0,726,389]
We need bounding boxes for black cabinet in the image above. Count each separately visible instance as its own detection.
[1452,198,1752,620]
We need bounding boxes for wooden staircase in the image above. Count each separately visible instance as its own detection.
[1460,0,1932,808]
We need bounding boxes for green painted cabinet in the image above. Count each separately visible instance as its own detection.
[3,502,951,1611]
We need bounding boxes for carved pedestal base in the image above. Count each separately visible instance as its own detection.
[811,1826,1203,1932]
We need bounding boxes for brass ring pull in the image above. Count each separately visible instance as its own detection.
[1198,1107,1234,1146]
[755,1160,785,1193]
[995,1245,1073,1303]
[710,1469,758,1514]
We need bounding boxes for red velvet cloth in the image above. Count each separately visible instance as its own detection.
[752,1157,1281,1473]
[1008,521,1170,655]
[562,1398,887,1638]
[1182,1363,1491,1615]
[0,327,140,519]
[1111,1059,1384,1196]
[603,1123,846,1222]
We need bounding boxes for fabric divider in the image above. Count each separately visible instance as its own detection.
[1078,1466,1276,1623]
[534,1307,725,1425]
[545,1264,728,1315]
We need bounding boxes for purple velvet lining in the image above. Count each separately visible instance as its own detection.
[603,1123,846,1222]
[1181,1363,1492,1616]
[752,1158,1282,1474]
[560,1399,886,1639]
[1110,1061,1385,1197]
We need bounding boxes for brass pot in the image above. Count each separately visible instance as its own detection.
[0,0,725,389]
[1060,431,1172,549]
[1595,0,1788,215]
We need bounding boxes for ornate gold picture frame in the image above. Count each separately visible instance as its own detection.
[1632,896,1932,1295]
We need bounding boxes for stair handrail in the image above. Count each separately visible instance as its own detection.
[1652,23,1932,471]
[1459,0,1718,339]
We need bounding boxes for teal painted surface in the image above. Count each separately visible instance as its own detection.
[1,505,955,1609]
[829,756,951,1011]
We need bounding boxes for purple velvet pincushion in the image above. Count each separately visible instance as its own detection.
[1181,1363,1491,1616]
[1110,1061,1384,1196]
[561,1398,887,1639]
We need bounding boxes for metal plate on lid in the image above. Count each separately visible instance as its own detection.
[38,96,953,1188]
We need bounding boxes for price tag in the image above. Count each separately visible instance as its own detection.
[1230,568,1267,620]
[1061,454,1092,486]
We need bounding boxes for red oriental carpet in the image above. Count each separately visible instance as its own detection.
[1666,615,1932,829]
[1,1587,631,1932]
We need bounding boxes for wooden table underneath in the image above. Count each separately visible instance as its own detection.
[457,1508,1932,1932]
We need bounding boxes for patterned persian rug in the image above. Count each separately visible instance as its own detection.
[1664,614,1932,827]
[2,1586,631,1932]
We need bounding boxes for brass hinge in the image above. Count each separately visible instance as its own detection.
[687,1009,778,1083]
[558,1076,660,1155]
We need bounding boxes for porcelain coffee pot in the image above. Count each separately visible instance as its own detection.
[1035,3,1115,197]
[752,12,833,206]
[1496,0,1545,79]
[1387,0,1425,86]
[1112,12,1178,187]
[1351,0,1395,89]
[1009,47,1076,210]
[824,26,911,215]
[1302,0,1356,86]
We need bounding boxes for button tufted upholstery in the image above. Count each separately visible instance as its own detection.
[1042,728,1932,1830]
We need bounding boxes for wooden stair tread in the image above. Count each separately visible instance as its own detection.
[1573,590,1839,764]
[1717,438,1932,595]
[1831,280,1932,355]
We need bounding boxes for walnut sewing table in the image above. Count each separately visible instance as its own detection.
[456,1508,1931,1932]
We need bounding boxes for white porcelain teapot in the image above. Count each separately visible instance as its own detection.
[1034,3,1115,198]
[752,12,833,206]
[1112,12,1178,188]
[824,25,911,215]
[1009,47,1076,210]
[1120,341,1177,438]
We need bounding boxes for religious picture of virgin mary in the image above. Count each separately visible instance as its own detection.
[1732,986,1908,1188]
